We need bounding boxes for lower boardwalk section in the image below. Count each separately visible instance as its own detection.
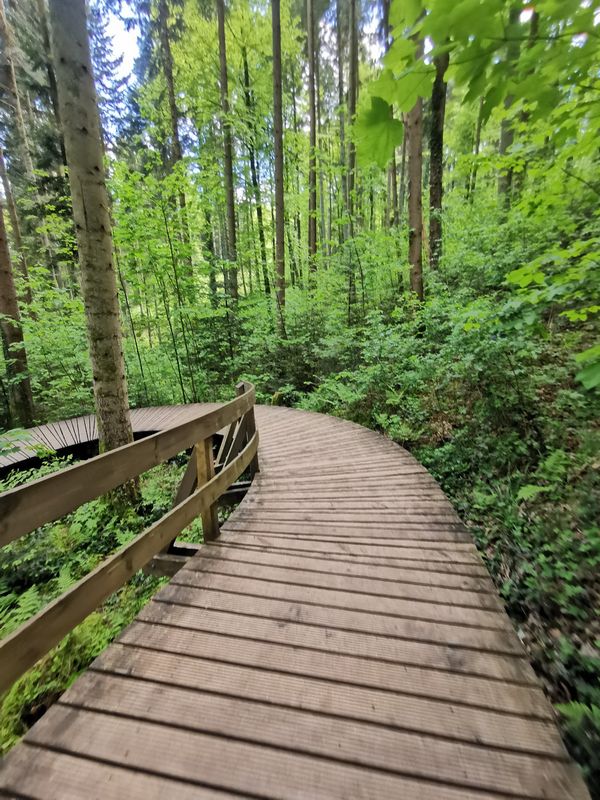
[0,407,590,798]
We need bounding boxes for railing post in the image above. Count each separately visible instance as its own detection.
[237,381,259,476]
[196,437,219,541]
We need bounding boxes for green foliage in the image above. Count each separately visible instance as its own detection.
[0,459,183,752]
[355,97,403,168]
[557,703,600,788]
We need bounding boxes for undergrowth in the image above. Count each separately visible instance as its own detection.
[0,457,190,754]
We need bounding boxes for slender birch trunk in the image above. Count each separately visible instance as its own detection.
[48,0,134,453]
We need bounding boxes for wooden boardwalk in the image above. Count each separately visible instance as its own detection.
[0,405,220,469]
[0,406,590,799]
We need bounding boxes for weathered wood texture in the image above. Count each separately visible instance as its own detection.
[0,391,253,545]
[0,403,221,469]
[0,406,590,799]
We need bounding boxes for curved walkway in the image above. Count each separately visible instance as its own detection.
[0,405,220,469]
[0,406,590,799]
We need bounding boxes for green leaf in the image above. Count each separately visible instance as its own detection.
[355,97,404,169]
[507,265,546,288]
[368,69,399,105]
[575,345,600,389]
[389,0,422,29]
[381,66,436,112]
[384,39,416,73]
[575,344,600,364]
[517,484,547,501]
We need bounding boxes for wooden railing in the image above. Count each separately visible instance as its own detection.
[0,381,258,696]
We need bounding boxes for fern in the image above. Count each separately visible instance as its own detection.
[1,586,43,637]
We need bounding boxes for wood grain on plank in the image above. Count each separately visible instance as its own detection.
[94,643,564,755]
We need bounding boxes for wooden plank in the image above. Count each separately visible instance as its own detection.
[137,601,534,683]
[193,543,495,590]
[154,584,523,653]
[0,384,256,545]
[58,672,579,798]
[170,569,508,629]
[0,432,258,696]
[119,622,548,715]
[231,510,463,524]
[242,497,453,510]
[181,557,502,610]
[216,533,487,564]
[236,381,259,476]
[172,450,197,505]
[23,705,544,800]
[222,520,473,541]
[223,414,248,466]
[201,539,491,576]
[215,419,235,467]
[196,438,219,541]
[0,744,232,800]
[96,643,565,755]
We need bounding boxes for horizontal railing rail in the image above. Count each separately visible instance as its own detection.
[0,382,255,545]
[0,381,258,696]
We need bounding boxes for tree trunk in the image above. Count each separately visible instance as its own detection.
[48,0,134,453]
[158,0,192,279]
[345,0,359,317]
[429,52,449,269]
[272,0,285,328]
[0,147,31,304]
[0,0,34,179]
[0,0,54,266]
[307,0,317,269]
[35,0,67,168]
[347,0,358,226]
[467,97,483,202]
[242,49,270,295]
[315,36,326,255]
[335,0,347,246]
[0,203,34,427]
[381,0,399,229]
[498,6,521,203]
[407,41,424,301]
[398,122,407,218]
[216,0,238,301]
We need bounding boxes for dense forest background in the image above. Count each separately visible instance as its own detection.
[0,0,598,789]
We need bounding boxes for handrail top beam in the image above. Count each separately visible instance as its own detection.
[0,383,256,547]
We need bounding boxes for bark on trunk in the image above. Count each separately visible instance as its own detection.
[36,0,67,168]
[272,0,285,327]
[0,0,34,179]
[429,52,449,269]
[347,0,358,225]
[346,0,358,316]
[407,40,424,301]
[307,0,318,268]
[398,121,407,218]
[315,36,326,255]
[158,0,192,278]
[381,0,399,228]
[242,49,270,295]
[216,0,238,301]
[335,0,347,246]
[48,0,134,453]
[1,0,53,265]
[0,147,31,304]
[498,6,521,202]
[0,202,34,427]
[467,97,483,202]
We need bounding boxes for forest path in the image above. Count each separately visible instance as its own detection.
[0,405,590,799]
